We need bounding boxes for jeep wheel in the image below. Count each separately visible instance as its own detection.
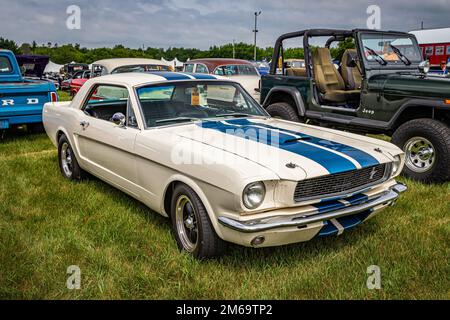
[266,102,301,122]
[58,134,86,181]
[170,184,227,259]
[392,119,450,183]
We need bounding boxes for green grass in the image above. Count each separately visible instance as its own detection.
[0,130,449,299]
[57,90,72,102]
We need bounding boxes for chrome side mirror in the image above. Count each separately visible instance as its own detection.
[418,60,430,74]
[111,112,126,127]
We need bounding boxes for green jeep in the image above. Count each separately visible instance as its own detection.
[261,29,450,183]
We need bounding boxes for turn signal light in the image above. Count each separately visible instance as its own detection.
[445,99,450,105]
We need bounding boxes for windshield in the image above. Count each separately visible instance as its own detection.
[136,81,266,128]
[361,33,422,64]
[112,64,171,73]
[214,64,258,76]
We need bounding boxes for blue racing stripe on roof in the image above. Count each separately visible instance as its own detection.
[229,119,380,168]
[199,120,357,174]
[147,72,191,80]
[190,73,217,80]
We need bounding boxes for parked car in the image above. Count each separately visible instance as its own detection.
[70,58,172,96]
[43,72,407,258]
[0,49,57,132]
[251,60,270,75]
[183,58,261,101]
[261,29,450,183]
[61,70,90,92]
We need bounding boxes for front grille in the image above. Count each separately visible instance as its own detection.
[294,164,388,202]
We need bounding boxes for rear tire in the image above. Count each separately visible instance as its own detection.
[392,118,450,183]
[170,184,226,259]
[58,134,86,181]
[266,102,301,122]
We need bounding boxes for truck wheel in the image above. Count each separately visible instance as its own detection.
[171,184,226,259]
[392,119,450,183]
[58,134,86,181]
[266,102,301,122]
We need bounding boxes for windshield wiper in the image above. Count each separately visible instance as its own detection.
[155,117,198,124]
[215,113,255,118]
[389,44,412,66]
[364,46,387,65]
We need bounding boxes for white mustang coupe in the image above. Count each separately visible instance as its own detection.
[43,72,407,258]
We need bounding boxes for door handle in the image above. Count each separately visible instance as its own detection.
[80,120,89,130]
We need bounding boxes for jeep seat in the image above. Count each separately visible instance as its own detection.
[312,48,360,103]
[286,68,307,77]
[341,49,362,90]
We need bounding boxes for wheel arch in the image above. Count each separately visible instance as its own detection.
[161,174,225,239]
[389,99,450,132]
[262,86,306,116]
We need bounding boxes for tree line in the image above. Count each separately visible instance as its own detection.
[1,37,353,65]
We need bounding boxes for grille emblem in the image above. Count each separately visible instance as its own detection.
[369,167,378,179]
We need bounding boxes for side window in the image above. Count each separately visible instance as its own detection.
[195,64,208,74]
[214,67,224,75]
[0,56,12,73]
[184,64,194,73]
[83,85,130,123]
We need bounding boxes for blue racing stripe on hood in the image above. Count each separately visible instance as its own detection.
[228,119,380,168]
[199,120,357,174]
[147,72,191,80]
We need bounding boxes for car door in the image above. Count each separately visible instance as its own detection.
[74,84,140,195]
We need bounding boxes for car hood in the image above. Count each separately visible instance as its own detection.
[173,117,400,181]
[371,72,450,99]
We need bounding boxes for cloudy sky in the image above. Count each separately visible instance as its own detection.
[1,0,449,49]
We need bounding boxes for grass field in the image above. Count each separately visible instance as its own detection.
[0,91,449,299]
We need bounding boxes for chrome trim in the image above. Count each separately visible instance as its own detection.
[218,183,406,233]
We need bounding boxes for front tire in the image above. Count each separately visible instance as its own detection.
[266,102,301,122]
[392,118,450,183]
[58,134,86,181]
[170,184,226,259]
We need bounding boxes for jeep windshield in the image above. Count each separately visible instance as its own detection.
[136,81,267,128]
[360,33,422,65]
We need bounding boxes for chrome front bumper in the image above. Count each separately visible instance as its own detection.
[218,183,407,233]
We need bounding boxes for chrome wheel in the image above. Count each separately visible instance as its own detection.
[175,195,198,252]
[404,137,435,173]
[61,142,73,177]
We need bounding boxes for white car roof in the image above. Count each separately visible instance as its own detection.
[92,58,170,73]
[85,72,230,87]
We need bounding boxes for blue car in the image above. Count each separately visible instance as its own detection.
[250,61,270,75]
[0,50,57,131]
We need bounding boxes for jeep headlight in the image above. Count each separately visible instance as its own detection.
[391,155,402,177]
[242,182,266,209]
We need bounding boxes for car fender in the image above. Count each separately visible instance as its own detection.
[262,86,306,116]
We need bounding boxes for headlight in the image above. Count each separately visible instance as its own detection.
[391,155,402,177]
[418,60,430,74]
[242,182,266,209]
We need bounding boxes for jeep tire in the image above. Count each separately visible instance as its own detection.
[392,118,450,183]
[266,102,301,122]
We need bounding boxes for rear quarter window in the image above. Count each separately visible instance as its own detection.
[0,56,12,74]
